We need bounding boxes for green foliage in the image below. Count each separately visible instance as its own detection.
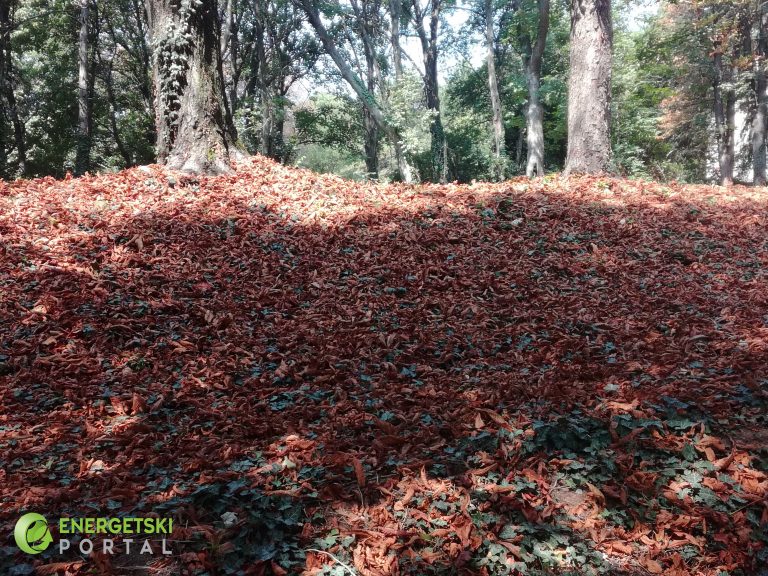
[293,94,368,179]
[12,0,77,176]
[295,93,364,154]
[441,0,570,182]
[444,63,498,182]
[611,23,674,179]
[388,72,435,161]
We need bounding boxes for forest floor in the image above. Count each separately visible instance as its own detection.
[1,157,767,576]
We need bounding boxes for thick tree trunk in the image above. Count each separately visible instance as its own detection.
[147,0,237,174]
[298,0,413,182]
[0,0,26,177]
[484,0,505,180]
[5,77,25,176]
[363,59,379,179]
[75,0,92,175]
[753,9,768,186]
[713,49,734,186]
[564,0,612,175]
[524,0,549,178]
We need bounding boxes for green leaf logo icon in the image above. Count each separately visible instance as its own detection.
[14,513,53,554]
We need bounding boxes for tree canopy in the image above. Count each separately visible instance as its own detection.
[1,0,768,183]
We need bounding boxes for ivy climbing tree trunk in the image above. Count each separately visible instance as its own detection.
[350,0,382,179]
[564,0,612,175]
[147,0,238,174]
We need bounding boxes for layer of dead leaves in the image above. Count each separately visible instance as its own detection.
[1,157,766,575]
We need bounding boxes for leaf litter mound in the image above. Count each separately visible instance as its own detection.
[0,157,767,575]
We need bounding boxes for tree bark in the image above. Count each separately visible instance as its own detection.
[564,0,612,175]
[363,107,380,178]
[222,0,239,113]
[147,0,237,174]
[524,0,549,177]
[389,0,403,80]
[75,0,93,175]
[484,0,505,180]
[713,47,734,186]
[99,46,133,167]
[297,0,413,182]
[753,7,768,186]
[350,0,382,179]
[260,87,275,157]
[130,0,153,106]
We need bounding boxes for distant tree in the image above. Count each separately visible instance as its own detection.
[407,0,447,182]
[753,3,768,185]
[482,0,506,180]
[518,0,550,177]
[75,0,96,175]
[296,0,414,181]
[231,0,318,163]
[0,0,26,177]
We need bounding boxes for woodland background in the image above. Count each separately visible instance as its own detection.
[1,0,767,185]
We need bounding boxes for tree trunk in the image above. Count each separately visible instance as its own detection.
[363,107,380,178]
[753,8,768,186]
[484,0,505,180]
[275,110,287,163]
[350,0,382,179]
[725,91,736,186]
[222,0,239,113]
[524,0,549,177]
[298,0,413,182]
[0,0,26,177]
[564,0,612,175]
[412,0,446,182]
[713,48,734,186]
[147,0,237,174]
[100,48,133,166]
[389,0,403,80]
[260,87,275,157]
[4,74,25,176]
[75,0,92,175]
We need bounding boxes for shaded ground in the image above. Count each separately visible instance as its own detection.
[0,157,766,575]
